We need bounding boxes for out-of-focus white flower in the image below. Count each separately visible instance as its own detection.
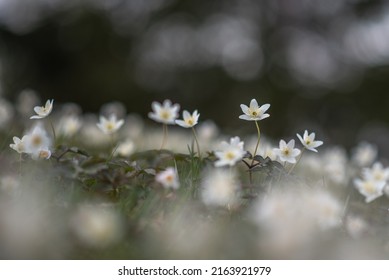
[96,114,124,135]
[30,99,54,119]
[70,204,123,248]
[258,143,277,161]
[273,139,301,164]
[322,147,349,185]
[58,116,82,137]
[214,136,246,167]
[239,99,270,121]
[353,178,385,203]
[114,139,135,157]
[17,89,40,117]
[307,190,342,230]
[156,167,179,189]
[362,162,389,182]
[36,148,51,160]
[197,120,219,141]
[201,168,239,207]
[10,136,28,154]
[351,142,377,167]
[24,125,52,159]
[345,216,368,239]
[0,175,20,193]
[148,99,180,124]
[175,110,200,128]
[296,130,323,152]
[0,98,14,129]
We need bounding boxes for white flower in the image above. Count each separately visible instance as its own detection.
[58,116,82,137]
[175,110,200,128]
[30,99,54,119]
[71,204,123,249]
[201,168,238,207]
[296,130,323,152]
[214,136,246,167]
[353,178,385,203]
[155,167,179,189]
[96,114,124,135]
[273,139,301,164]
[362,162,389,182]
[239,99,270,121]
[10,136,29,154]
[114,139,135,157]
[24,125,52,159]
[351,142,377,167]
[148,99,180,124]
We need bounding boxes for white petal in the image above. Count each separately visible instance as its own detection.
[259,103,270,113]
[183,110,191,120]
[258,114,270,120]
[240,104,249,114]
[239,115,253,121]
[30,115,43,119]
[151,101,161,113]
[287,139,295,149]
[279,140,286,149]
[296,133,304,145]
[163,99,172,108]
[250,99,258,109]
[175,120,188,128]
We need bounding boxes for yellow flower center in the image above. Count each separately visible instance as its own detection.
[161,110,170,120]
[187,119,194,126]
[39,150,50,159]
[226,151,235,160]
[166,175,174,182]
[106,123,115,131]
[364,182,375,194]
[32,135,42,147]
[283,149,289,156]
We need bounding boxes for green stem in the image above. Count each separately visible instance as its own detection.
[192,127,201,160]
[250,121,261,166]
[49,118,57,146]
[160,124,168,150]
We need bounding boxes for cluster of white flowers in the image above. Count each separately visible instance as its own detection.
[10,99,55,160]
[354,162,389,203]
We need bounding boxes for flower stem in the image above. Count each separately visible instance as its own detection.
[49,118,57,146]
[160,124,168,150]
[192,127,201,160]
[250,121,261,166]
[288,147,305,175]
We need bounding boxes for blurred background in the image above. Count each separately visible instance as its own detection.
[1,0,389,153]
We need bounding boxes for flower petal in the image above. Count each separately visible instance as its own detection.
[250,99,258,109]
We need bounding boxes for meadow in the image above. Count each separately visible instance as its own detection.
[1,91,388,259]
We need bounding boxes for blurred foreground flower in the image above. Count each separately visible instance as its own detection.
[10,136,28,154]
[201,168,239,207]
[70,204,123,249]
[214,136,246,167]
[156,167,179,189]
[30,99,54,119]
